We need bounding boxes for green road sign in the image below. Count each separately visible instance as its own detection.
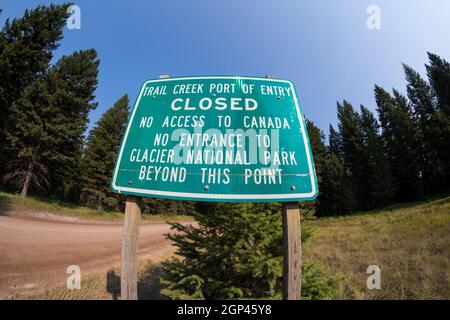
[111,76,318,202]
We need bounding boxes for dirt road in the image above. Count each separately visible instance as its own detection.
[0,212,177,299]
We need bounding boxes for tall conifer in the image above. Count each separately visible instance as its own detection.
[0,4,70,171]
[336,101,366,209]
[3,49,99,197]
[425,53,450,183]
[374,86,421,201]
[359,105,394,208]
[81,95,130,209]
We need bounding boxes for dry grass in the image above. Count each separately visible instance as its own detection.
[12,249,175,300]
[0,191,194,222]
[12,262,165,300]
[304,197,450,299]
[8,195,449,300]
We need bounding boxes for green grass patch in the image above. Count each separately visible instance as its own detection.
[0,191,194,222]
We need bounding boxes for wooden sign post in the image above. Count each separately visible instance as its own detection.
[282,202,302,300]
[264,75,302,300]
[120,75,169,300]
[120,196,141,300]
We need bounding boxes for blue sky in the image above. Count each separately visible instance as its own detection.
[2,0,450,136]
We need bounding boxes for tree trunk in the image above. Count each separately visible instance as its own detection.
[21,163,33,198]
[97,195,103,211]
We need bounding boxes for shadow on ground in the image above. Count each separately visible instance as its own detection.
[106,263,167,300]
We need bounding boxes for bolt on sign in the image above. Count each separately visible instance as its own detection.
[111,76,318,202]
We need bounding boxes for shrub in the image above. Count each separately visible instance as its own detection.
[160,202,336,300]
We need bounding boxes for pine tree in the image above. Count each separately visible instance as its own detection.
[46,49,99,199]
[3,78,53,196]
[306,120,326,205]
[307,120,355,216]
[328,124,342,160]
[314,124,356,216]
[0,3,70,115]
[359,105,394,208]
[427,53,450,114]
[403,64,439,192]
[336,100,367,209]
[0,4,70,172]
[425,53,450,184]
[3,49,99,198]
[301,120,326,216]
[160,202,336,299]
[81,95,129,210]
[318,150,355,216]
[374,86,421,201]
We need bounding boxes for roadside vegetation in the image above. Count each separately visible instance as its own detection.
[305,196,450,299]
[12,196,449,300]
[0,191,194,222]
[13,259,170,300]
